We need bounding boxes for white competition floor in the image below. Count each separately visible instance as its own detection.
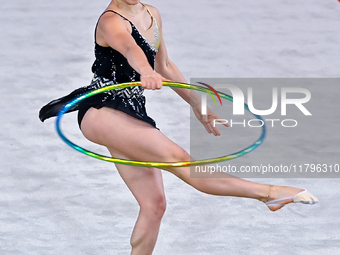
[1,0,340,254]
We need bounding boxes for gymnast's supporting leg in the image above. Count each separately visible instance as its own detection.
[113,162,166,255]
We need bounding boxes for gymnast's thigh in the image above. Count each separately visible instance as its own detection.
[79,107,190,164]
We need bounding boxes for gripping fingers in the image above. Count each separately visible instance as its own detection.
[141,72,163,90]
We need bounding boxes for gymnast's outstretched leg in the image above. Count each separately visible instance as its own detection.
[80,107,313,212]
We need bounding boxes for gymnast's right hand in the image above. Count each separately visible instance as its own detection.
[140,69,164,90]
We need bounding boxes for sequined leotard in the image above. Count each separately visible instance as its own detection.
[39,6,161,128]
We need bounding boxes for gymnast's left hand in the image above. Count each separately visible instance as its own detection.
[192,104,229,136]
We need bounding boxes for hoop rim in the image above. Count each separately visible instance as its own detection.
[55,81,266,167]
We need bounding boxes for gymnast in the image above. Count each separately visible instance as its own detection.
[39,1,318,254]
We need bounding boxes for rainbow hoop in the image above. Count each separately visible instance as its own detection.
[56,81,266,167]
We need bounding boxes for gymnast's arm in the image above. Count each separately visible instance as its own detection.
[151,7,227,136]
[97,11,163,90]
[151,8,199,107]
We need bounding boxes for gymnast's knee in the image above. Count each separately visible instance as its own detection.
[140,196,166,220]
[163,146,191,164]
